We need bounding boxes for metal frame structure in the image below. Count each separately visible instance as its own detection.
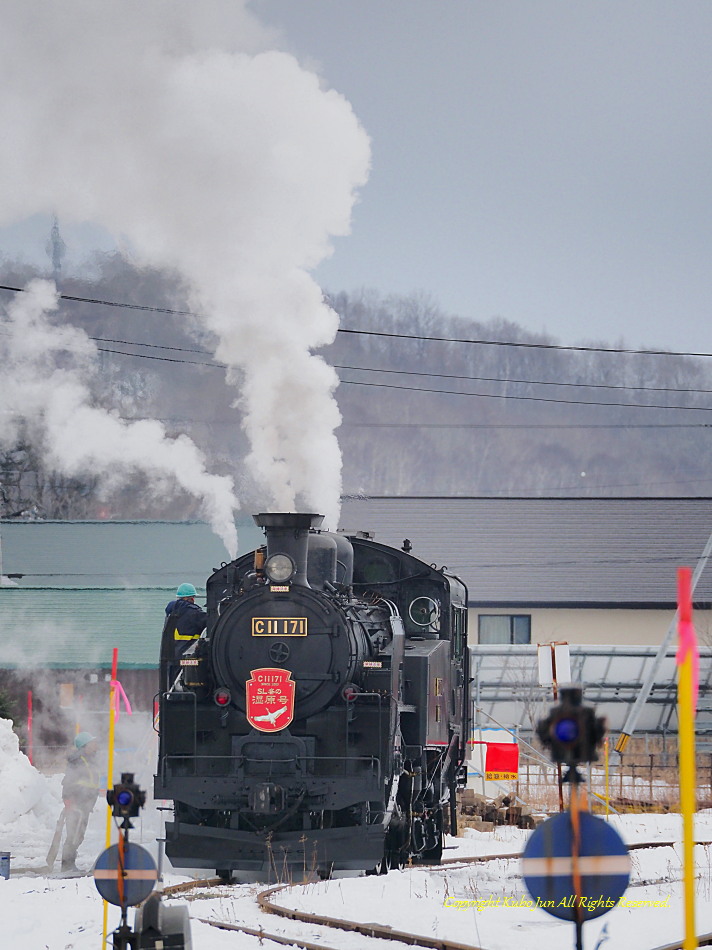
[470,645,712,746]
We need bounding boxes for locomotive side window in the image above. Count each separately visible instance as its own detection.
[352,551,400,585]
[400,581,443,636]
[451,606,467,658]
[408,595,440,631]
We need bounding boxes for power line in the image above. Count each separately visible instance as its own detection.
[336,326,712,359]
[2,281,712,359]
[335,364,712,397]
[96,345,218,367]
[339,378,712,412]
[340,422,710,429]
[0,283,195,317]
[20,343,712,412]
[4,283,712,410]
[89,341,712,399]
[93,335,209,355]
[77,338,712,399]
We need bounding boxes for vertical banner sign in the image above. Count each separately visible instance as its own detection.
[485,742,519,780]
[676,567,698,950]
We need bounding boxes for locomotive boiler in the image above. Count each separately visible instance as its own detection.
[155,512,470,879]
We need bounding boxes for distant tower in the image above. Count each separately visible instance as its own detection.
[45,215,67,284]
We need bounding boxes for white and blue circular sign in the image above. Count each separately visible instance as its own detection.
[93,843,157,908]
[522,812,631,921]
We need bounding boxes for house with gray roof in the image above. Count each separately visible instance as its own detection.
[338,496,712,648]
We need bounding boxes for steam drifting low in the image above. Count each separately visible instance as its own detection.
[0,281,239,554]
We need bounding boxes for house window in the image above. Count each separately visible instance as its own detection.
[478,614,531,644]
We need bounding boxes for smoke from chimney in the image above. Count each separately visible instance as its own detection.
[0,0,371,534]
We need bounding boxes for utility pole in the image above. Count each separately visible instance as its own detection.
[45,215,66,284]
[615,526,712,752]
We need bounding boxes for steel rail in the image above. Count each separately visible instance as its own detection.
[160,837,710,895]
[257,882,487,950]
[196,915,387,950]
[160,840,712,950]
[649,934,712,950]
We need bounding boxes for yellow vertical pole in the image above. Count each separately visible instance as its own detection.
[604,736,610,819]
[679,650,697,950]
[677,568,697,950]
[101,648,119,949]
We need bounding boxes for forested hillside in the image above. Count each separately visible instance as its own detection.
[2,254,711,519]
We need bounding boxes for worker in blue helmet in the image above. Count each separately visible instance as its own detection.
[161,582,207,689]
[50,732,101,873]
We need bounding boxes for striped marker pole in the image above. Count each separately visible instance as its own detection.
[101,647,119,949]
[570,781,584,950]
[677,567,698,950]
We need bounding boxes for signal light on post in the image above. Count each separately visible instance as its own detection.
[106,772,146,820]
[553,716,580,744]
[536,686,606,767]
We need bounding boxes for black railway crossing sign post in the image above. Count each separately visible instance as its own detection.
[522,806,631,946]
[94,772,190,949]
[525,686,631,950]
[94,842,158,910]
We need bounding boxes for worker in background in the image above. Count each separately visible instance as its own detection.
[59,732,101,872]
[161,582,207,689]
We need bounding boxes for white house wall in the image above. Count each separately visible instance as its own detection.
[469,607,712,648]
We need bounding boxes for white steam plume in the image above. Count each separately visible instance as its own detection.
[0,280,238,554]
[0,1,371,530]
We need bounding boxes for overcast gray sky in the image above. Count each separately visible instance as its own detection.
[257,0,712,353]
[3,1,712,353]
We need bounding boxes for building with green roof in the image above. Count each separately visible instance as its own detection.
[0,520,263,756]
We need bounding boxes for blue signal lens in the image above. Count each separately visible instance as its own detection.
[553,717,579,743]
[117,789,133,807]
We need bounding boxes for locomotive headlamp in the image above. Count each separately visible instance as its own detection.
[214,687,231,707]
[265,553,295,584]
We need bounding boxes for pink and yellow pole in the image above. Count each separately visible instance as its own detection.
[101,648,119,948]
[26,690,33,766]
[677,567,698,950]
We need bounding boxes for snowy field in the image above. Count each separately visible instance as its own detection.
[1,718,711,950]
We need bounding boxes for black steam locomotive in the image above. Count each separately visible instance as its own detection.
[155,513,470,879]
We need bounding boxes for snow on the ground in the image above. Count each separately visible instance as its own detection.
[273,820,712,950]
[1,716,711,950]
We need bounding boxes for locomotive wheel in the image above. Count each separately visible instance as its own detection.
[420,808,444,863]
[216,869,233,883]
[420,833,443,862]
[387,847,405,870]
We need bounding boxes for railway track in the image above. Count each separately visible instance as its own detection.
[650,936,712,950]
[160,839,712,950]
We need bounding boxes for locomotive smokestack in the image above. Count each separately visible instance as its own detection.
[253,512,324,587]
